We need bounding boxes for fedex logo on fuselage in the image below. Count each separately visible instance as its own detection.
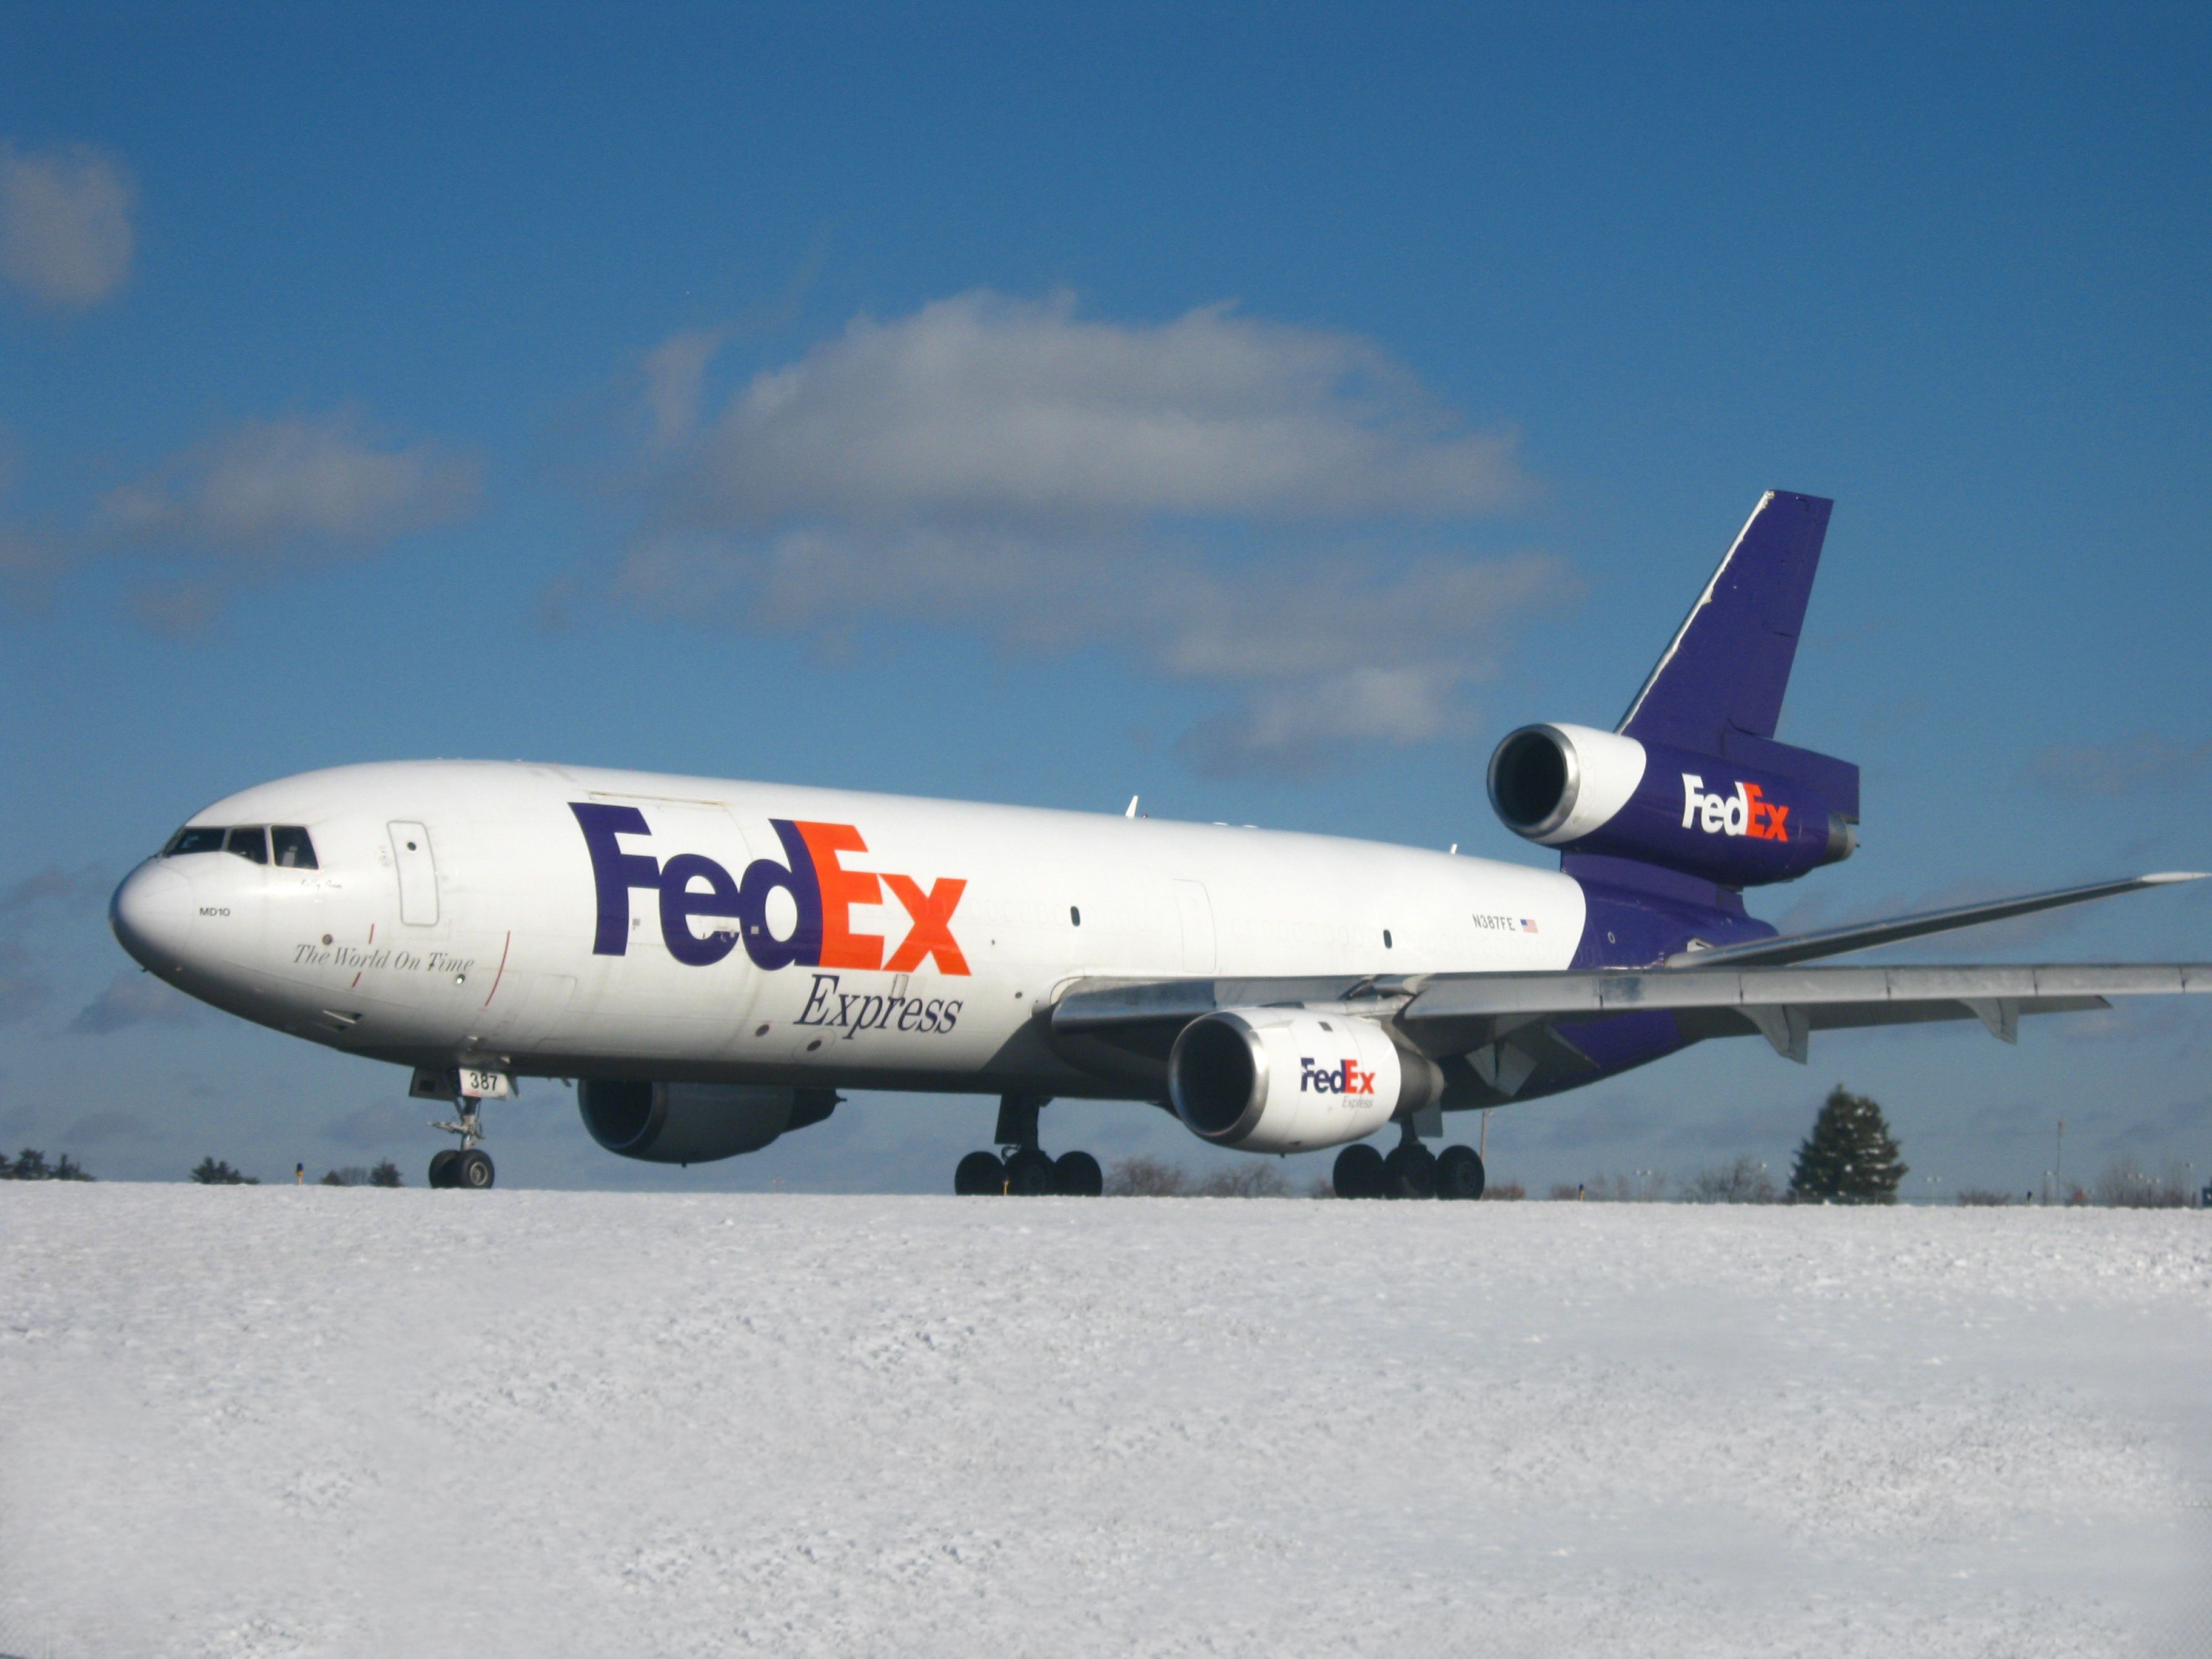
[569,803,970,976]
[1679,774,1791,843]
[1300,1057,1376,1095]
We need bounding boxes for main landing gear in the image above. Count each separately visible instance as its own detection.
[953,1094,1105,1197]
[427,1096,495,1190]
[1333,1124,1485,1201]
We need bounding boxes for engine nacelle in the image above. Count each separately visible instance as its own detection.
[1487,722,1853,886]
[1167,1008,1435,1154]
[577,1079,838,1164]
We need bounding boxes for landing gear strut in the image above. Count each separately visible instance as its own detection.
[1333,1125,1484,1200]
[427,1096,495,1190]
[953,1093,1104,1196]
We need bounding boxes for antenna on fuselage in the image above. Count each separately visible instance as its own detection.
[1125,796,1139,818]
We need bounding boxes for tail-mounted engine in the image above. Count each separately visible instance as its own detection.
[1487,722,1854,886]
[1167,1007,1440,1154]
[577,1080,838,1164]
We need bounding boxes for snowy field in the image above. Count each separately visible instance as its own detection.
[3,1188,2208,1658]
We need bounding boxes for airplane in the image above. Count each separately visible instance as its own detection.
[108,491,2208,1197]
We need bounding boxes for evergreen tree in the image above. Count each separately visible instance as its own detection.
[367,1159,403,1188]
[1790,1085,1908,1204]
[190,1156,258,1185]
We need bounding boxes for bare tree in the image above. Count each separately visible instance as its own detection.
[1104,1156,1188,1196]
[1193,1162,1292,1198]
[2090,1156,2191,1208]
[1578,1171,1670,1202]
[1681,1156,1778,1204]
[1954,1188,2017,1207]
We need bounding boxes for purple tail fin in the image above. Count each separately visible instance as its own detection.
[1619,491,1832,752]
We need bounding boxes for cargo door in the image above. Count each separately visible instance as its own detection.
[388,822,440,925]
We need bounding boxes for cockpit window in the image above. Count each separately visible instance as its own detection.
[163,826,227,857]
[270,826,318,870]
[224,826,269,865]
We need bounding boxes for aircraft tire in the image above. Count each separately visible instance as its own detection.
[954,1150,1007,1196]
[1382,1142,1436,1201]
[455,1148,495,1190]
[1004,1147,1057,1197]
[1434,1144,1486,1201]
[1332,1142,1385,1199]
[427,1149,460,1188]
[1052,1150,1104,1196]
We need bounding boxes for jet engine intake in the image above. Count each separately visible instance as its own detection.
[577,1079,839,1164]
[1167,1008,1433,1154]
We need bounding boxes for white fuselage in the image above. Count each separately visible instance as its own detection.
[112,760,1585,1098]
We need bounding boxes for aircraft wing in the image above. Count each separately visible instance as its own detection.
[1664,871,2206,968]
[1048,961,2212,1092]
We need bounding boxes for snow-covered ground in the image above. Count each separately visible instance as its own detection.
[2,1188,2207,1658]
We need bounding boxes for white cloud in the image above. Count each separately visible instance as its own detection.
[102,409,480,563]
[0,941,45,1025]
[2022,734,2212,799]
[1,863,110,916]
[0,141,135,309]
[669,290,1527,525]
[641,327,728,447]
[70,970,197,1035]
[620,292,1564,774]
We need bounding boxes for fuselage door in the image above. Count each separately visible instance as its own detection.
[388,822,440,925]
[1174,879,1216,973]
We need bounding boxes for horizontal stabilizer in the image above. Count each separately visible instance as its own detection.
[1664,872,2207,968]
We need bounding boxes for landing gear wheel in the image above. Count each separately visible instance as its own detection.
[1053,1150,1104,1197]
[1004,1147,1057,1197]
[954,1150,1007,1195]
[427,1148,460,1188]
[455,1148,495,1190]
[1333,1142,1386,1199]
[1382,1142,1437,1200]
[1435,1144,1486,1201]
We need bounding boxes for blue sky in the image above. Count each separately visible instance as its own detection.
[3,2,2208,1196]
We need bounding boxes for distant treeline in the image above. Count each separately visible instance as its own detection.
[0,1148,93,1181]
[190,1158,405,1186]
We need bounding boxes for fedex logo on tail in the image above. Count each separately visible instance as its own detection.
[1300,1057,1376,1095]
[569,803,970,975]
[1680,774,1791,843]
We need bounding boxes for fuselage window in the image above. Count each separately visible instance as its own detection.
[1383,929,1393,949]
[225,826,269,865]
[270,826,319,870]
[164,826,227,857]
[1070,906,1081,926]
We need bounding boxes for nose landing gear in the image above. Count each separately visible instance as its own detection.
[426,1096,495,1190]
[952,1094,1105,1196]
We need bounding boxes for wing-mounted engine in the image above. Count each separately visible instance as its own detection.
[1167,1007,1441,1153]
[1488,722,1854,886]
[577,1079,839,1164]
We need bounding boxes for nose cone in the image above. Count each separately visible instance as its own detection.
[111,863,196,972]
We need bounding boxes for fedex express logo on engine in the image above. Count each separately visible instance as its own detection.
[1300,1057,1377,1095]
[569,803,968,975]
[1680,774,1791,842]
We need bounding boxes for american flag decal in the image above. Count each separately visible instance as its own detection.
[1520,917,1539,933]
